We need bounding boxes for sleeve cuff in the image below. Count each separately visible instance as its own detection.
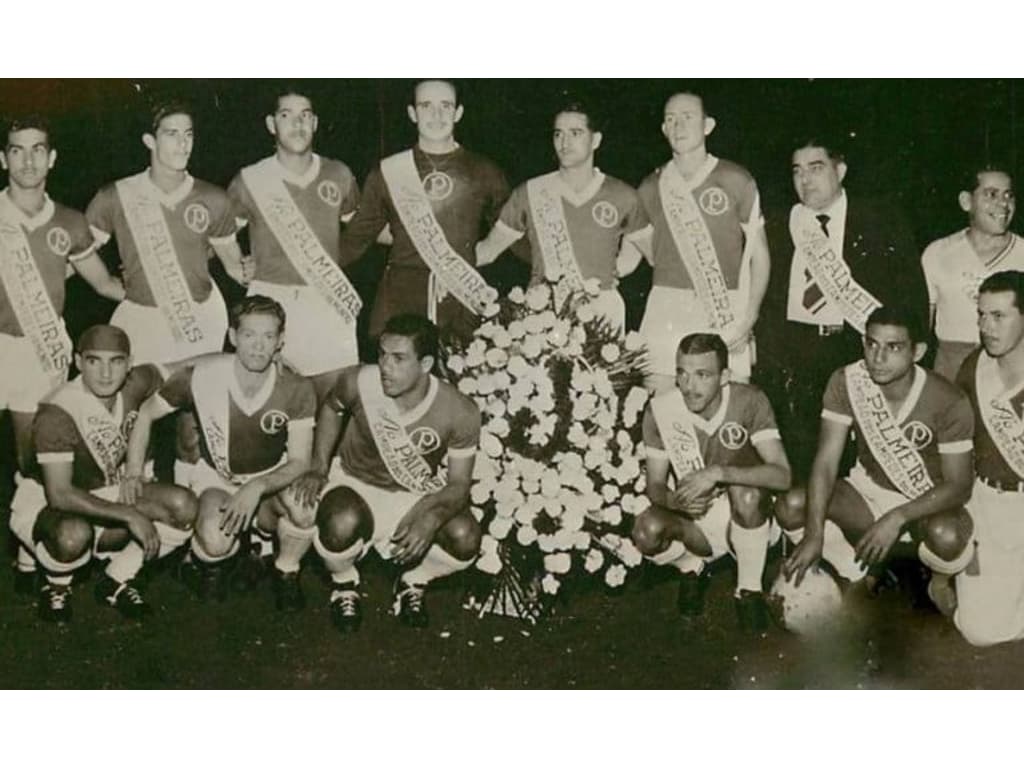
[88,226,111,245]
[208,233,238,246]
[938,440,973,454]
[821,409,853,426]
[644,445,667,459]
[448,446,477,459]
[751,429,781,445]
[288,417,315,431]
[67,245,97,263]
[37,452,74,465]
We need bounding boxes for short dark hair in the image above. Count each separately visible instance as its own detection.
[794,137,846,165]
[979,270,1024,312]
[229,294,286,333]
[554,100,603,134]
[411,79,460,108]
[962,161,1015,195]
[866,305,926,344]
[149,99,193,135]
[380,314,439,360]
[677,332,728,372]
[271,85,316,116]
[5,114,52,147]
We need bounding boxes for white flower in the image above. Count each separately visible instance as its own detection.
[525,284,551,311]
[489,516,513,540]
[561,510,586,533]
[470,484,492,505]
[584,549,605,573]
[545,264,564,282]
[520,335,544,360]
[486,398,508,418]
[457,377,478,395]
[617,539,643,567]
[594,409,616,432]
[485,348,509,368]
[479,432,503,458]
[573,530,591,550]
[624,331,644,352]
[516,525,538,546]
[507,354,530,378]
[492,370,511,390]
[475,374,495,396]
[601,483,619,504]
[576,304,596,323]
[601,343,621,363]
[567,422,589,449]
[508,286,526,304]
[583,277,602,297]
[571,368,595,393]
[602,505,623,526]
[507,320,525,339]
[593,372,614,399]
[542,574,561,595]
[476,552,503,575]
[537,534,558,553]
[538,310,557,329]
[446,354,466,375]
[482,301,500,318]
[544,552,572,574]
[543,497,564,518]
[605,564,627,588]
[547,327,568,348]
[486,416,510,439]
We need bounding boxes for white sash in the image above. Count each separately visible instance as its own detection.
[976,352,1024,478]
[191,356,239,483]
[526,173,586,303]
[380,150,494,315]
[658,164,736,331]
[0,217,72,385]
[116,175,206,348]
[358,365,445,494]
[50,378,125,485]
[650,388,705,478]
[845,362,934,497]
[790,207,881,334]
[241,159,361,325]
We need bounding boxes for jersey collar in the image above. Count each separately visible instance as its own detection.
[663,153,718,192]
[397,375,439,425]
[551,168,606,208]
[271,153,321,189]
[690,383,731,434]
[893,365,927,424]
[229,362,278,416]
[138,169,194,208]
[0,188,56,231]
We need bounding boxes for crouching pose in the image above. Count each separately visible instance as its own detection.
[631,332,791,632]
[292,314,482,633]
[9,325,196,623]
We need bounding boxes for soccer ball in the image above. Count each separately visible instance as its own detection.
[769,568,843,635]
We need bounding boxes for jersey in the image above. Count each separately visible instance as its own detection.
[500,171,646,289]
[822,364,974,494]
[228,154,359,286]
[0,192,94,337]
[33,364,164,491]
[637,156,762,290]
[86,172,236,306]
[642,382,781,479]
[957,348,1024,485]
[330,367,481,492]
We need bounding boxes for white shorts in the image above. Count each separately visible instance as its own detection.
[955,479,1024,646]
[843,463,912,521]
[639,286,752,380]
[110,284,228,365]
[0,332,67,412]
[249,281,359,376]
[9,477,117,556]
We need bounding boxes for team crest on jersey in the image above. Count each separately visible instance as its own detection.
[260,409,289,435]
[46,226,71,257]
[718,421,749,451]
[317,180,342,207]
[902,421,933,450]
[184,203,210,234]
[698,187,730,216]
[423,171,454,202]
[591,201,620,229]
[409,426,441,454]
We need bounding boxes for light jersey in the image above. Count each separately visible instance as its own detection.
[86,172,237,306]
[32,365,164,492]
[229,154,359,286]
[642,382,781,478]
[636,156,762,290]
[958,347,1024,486]
[499,171,646,289]
[157,357,315,476]
[0,192,94,337]
[922,229,1024,343]
[822,364,974,494]
[330,366,481,492]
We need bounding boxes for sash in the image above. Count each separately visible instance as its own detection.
[241,159,361,325]
[650,388,705,478]
[191,356,241,483]
[790,207,881,334]
[658,165,736,331]
[50,378,125,485]
[845,362,934,498]
[358,365,446,494]
[115,175,205,347]
[976,353,1024,478]
[380,150,494,315]
[0,218,72,385]
[526,173,586,303]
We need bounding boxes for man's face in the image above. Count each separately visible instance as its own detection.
[230,312,283,374]
[408,81,463,144]
[676,350,727,415]
[378,333,430,398]
[962,171,1015,237]
[2,128,55,190]
[792,146,846,212]
[76,349,131,400]
[267,94,317,155]
[978,290,1024,358]
[146,113,193,173]
[862,323,921,385]
[553,111,600,170]
[661,94,712,156]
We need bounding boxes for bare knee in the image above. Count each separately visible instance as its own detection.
[316,487,372,551]
[728,485,766,527]
[164,486,199,529]
[774,487,808,531]
[631,508,667,556]
[438,513,481,560]
[44,516,94,562]
[923,508,973,561]
[195,492,235,557]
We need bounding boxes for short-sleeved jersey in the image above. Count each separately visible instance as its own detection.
[822,364,974,493]
[0,192,94,337]
[229,154,360,286]
[642,383,781,478]
[157,357,315,476]
[957,347,1024,485]
[329,366,481,491]
[499,171,646,289]
[637,156,762,290]
[922,230,1024,343]
[86,172,237,306]
[33,364,165,491]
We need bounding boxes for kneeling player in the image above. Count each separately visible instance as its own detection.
[783,306,975,602]
[9,326,196,622]
[631,333,792,632]
[292,314,481,632]
[125,295,316,610]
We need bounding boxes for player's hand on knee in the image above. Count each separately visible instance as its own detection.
[784,535,822,587]
[854,512,905,567]
[120,475,145,506]
[220,483,262,538]
[391,506,441,566]
[291,469,327,510]
[674,467,721,506]
[127,513,160,560]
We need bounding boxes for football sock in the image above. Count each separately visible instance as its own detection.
[16,544,36,574]
[822,520,867,582]
[650,540,705,575]
[402,545,473,587]
[191,535,239,564]
[274,516,315,574]
[35,542,89,577]
[153,521,192,559]
[105,541,145,583]
[314,532,363,585]
[919,540,974,576]
[252,524,274,558]
[732,519,770,594]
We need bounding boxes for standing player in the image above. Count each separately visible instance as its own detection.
[228,87,362,403]
[923,163,1023,380]
[783,306,976,601]
[125,295,316,611]
[292,314,481,633]
[618,92,770,390]
[8,325,197,622]
[475,101,645,330]
[631,333,791,631]
[338,79,508,340]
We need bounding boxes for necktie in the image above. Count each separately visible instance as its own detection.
[802,213,832,312]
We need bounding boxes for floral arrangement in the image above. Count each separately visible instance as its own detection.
[442,275,651,621]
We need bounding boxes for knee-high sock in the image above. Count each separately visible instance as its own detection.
[35,542,90,586]
[154,522,192,559]
[252,523,274,557]
[313,532,363,585]
[16,544,36,573]
[275,516,315,574]
[919,540,974,576]
[105,541,145,583]
[649,540,705,575]
[403,545,473,587]
[732,520,770,594]
[785,523,867,582]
